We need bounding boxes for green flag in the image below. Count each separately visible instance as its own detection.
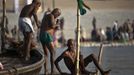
[77,0,86,15]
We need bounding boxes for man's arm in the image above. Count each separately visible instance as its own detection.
[33,13,40,28]
[49,14,56,28]
[32,5,40,28]
[54,53,64,73]
[82,1,91,11]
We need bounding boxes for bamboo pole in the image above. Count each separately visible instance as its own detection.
[76,4,81,75]
[42,0,45,11]
[1,0,6,53]
[96,44,104,75]
[14,0,19,13]
[52,0,55,9]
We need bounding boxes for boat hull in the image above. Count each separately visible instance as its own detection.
[0,49,44,75]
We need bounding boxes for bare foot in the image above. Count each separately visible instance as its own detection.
[24,54,30,61]
[17,46,24,58]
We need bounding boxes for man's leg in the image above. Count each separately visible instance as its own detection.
[47,42,56,74]
[42,44,49,75]
[84,54,110,75]
[23,32,32,61]
[79,55,91,74]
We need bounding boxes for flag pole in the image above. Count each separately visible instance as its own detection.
[76,0,90,74]
[76,3,81,75]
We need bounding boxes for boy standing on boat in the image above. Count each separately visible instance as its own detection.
[40,8,61,74]
[18,0,41,61]
[55,39,110,75]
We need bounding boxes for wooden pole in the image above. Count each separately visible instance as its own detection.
[76,4,81,75]
[42,0,45,11]
[96,44,104,75]
[1,0,6,53]
[52,0,55,9]
[14,0,19,13]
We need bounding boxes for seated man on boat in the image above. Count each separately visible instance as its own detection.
[55,39,110,75]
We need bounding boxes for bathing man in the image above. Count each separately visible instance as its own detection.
[39,8,61,74]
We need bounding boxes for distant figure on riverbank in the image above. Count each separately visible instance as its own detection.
[106,27,113,42]
[75,26,87,42]
[18,0,41,61]
[91,17,101,42]
[40,8,61,74]
[55,39,110,75]
[58,17,66,46]
[92,16,96,29]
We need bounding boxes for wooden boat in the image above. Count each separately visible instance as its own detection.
[0,49,44,75]
[0,0,44,75]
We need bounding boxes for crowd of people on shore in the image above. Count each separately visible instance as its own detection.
[77,17,134,43]
[91,19,134,43]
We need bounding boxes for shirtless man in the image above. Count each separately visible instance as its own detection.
[18,0,41,60]
[39,8,61,74]
[55,39,110,75]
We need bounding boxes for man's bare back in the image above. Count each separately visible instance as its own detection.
[20,5,34,18]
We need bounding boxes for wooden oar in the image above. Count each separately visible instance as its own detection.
[96,44,104,75]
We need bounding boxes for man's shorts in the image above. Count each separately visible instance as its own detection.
[19,18,33,33]
[19,22,32,33]
[39,31,53,45]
